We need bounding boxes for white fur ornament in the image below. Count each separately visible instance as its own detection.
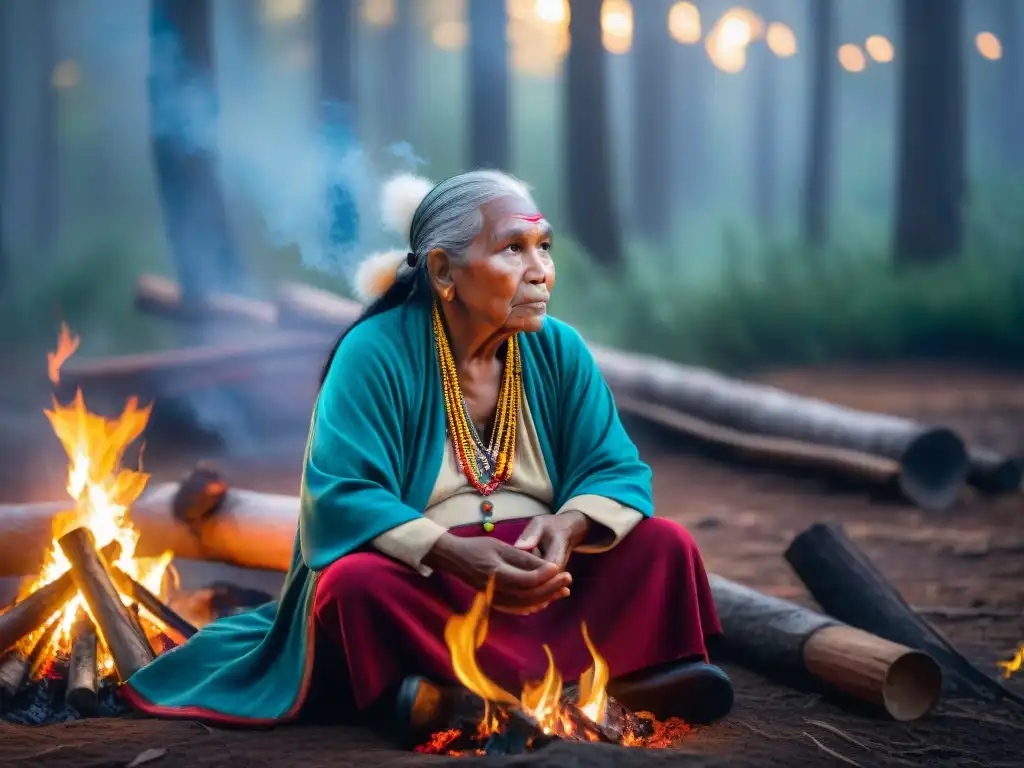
[350,174,434,303]
[380,173,434,236]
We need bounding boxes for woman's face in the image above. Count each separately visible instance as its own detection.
[432,195,556,335]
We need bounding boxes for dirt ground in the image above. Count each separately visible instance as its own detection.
[1,364,1023,767]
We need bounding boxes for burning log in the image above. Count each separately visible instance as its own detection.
[967,447,1021,494]
[593,348,969,511]
[65,609,99,715]
[57,528,155,681]
[135,274,279,326]
[784,523,1024,706]
[0,542,120,653]
[708,574,941,721]
[108,565,197,643]
[0,618,61,709]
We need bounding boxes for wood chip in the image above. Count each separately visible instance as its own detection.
[126,748,167,767]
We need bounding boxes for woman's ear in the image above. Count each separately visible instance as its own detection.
[426,247,455,296]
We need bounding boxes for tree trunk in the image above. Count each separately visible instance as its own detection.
[893,0,965,264]
[997,0,1022,167]
[803,0,835,246]
[467,0,510,169]
[631,0,674,242]
[674,36,709,209]
[148,0,244,302]
[376,0,417,148]
[34,0,59,254]
[566,0,624,269]
[313,0,359,250]
[752,0,778,231]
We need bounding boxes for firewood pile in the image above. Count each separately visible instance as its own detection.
[56,275,1021,510]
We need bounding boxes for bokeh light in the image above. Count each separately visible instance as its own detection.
[263,0,306,23]
[362,0,396,27]
[432,20,468,51]
[837,43,866,73]
[535,0,568,24]
[976,32,1003,60]
[601,0,633,55]
[52,60,80,90]
[765,22,796,58]
[864,34,894,63]
[668,2,701,45]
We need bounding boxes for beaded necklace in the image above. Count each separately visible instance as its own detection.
[432,301,521,531]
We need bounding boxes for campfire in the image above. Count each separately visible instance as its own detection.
[0,324,195,721]
[416,579,690,756]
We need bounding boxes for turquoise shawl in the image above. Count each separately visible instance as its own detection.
[123,293,653,724]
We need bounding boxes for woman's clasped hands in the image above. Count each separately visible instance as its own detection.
[423,511,590,615]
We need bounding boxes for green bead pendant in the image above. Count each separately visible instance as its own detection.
[483,520,495,533]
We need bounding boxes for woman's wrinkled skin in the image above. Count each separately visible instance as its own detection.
[421,194,593,615]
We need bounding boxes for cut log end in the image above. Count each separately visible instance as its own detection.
[884,649,943,722]
[898,427,969,511]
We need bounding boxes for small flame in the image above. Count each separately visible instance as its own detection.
[997,644,1023,679]
[19,325,173,661]
[47,322,80,385]
[444,579,610,736]
[577,623,609,723]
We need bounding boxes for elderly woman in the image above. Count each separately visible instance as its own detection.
[122,170,732,733]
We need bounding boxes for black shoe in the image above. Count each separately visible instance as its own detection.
[608,661,734,725]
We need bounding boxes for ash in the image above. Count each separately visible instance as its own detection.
[1,653,130,725]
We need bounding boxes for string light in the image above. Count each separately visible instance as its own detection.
[601,0,633,54]
[432,20,468,51]
[976,31,1002,60]
[263,0,306,23]
[765,22,796,58]
[535,0,568,24]
[362,0,396,27]
[837,43,866,73]
[668,1,701,45]
[864,34,894,63]
[52,60,80,90]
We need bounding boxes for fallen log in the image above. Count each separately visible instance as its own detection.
[593,349,969,511]
[271,283,970,511]
[58,528,155,681]
[784,523,1024,706]
[135,274,279,326]
[275,281,362,331]
[617,397,902,493]
[708,574,941,721]
[65,609,99,715]
[0,541,120,652]
[0,472,295,577]
[967,447,1021,494]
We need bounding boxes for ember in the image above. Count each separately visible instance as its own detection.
[0,324,195,722]
[417,578,689,755]
[997,644,1023,679]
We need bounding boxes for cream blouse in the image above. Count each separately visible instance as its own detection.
[372,397,644,576]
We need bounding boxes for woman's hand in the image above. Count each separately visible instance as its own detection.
[512,511,590,571]
[423,534,571,613]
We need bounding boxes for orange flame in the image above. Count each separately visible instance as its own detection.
[20,325,173,659]
[997,644,1023,679]
[47,322,80,385]
[444,579,609,735]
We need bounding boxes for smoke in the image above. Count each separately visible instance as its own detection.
[146,1,427,293]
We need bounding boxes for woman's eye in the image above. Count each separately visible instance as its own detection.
[540,241,552,252]
[507,243,522,253]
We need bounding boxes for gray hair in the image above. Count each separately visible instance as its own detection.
[408,170,537,267]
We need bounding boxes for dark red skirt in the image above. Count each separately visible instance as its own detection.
[312,516,721,711]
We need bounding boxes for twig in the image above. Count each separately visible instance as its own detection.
[802,732,862,767]
[9,745,71,762]
[804,719,873,751]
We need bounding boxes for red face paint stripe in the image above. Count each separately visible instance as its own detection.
[516,213,543,222]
